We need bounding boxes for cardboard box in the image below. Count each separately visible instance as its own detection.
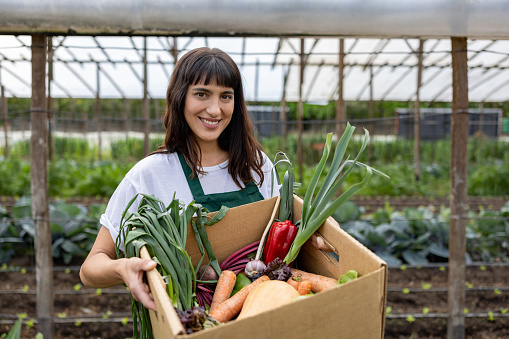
[142,195,387,338]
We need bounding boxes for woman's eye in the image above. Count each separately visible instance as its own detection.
[222,94,233,100]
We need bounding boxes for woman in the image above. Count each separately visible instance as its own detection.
[80,47,278,310]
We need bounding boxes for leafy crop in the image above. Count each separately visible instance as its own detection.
[0,198,105,264]
[335,200,509,265]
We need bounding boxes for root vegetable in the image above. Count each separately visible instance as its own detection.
[209,270,236,313]
[290,268,336,293]
[209,275,269,323]
[297,280,312,295]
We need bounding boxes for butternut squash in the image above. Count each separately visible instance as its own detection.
[237,280,300,320]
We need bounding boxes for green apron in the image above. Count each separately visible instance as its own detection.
[178,152,265,212]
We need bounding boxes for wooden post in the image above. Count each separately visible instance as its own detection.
[124,98,131,138]
[31,33,54,339]
[1,86,8,157]
[143,37,150,156]
[335,38,345,138]
[47,36,54,161]
[280,62,291,152]
[414,39,424,181]
[368,65,374,159]
[255,59,260,103]
[96,63,102,160]
[280,87,287,151]
[297,38,305,182]
[448,36,469,339]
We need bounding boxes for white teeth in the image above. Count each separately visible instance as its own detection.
[201,118,219,126]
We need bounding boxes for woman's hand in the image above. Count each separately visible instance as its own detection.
[80,227,158,311]
[309,233,334,252]
[119,257,158,311]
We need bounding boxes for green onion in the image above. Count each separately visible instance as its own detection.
[116,193,227,339]
[284,123,390,264]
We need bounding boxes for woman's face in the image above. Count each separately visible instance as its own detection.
[184,81,234,147]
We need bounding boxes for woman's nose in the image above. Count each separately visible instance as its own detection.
[206,96,221,115]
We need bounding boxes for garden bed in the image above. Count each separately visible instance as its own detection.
[1,258,508,338]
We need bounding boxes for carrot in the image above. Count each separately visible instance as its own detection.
[290,268,336,293]
[297,280,312,295]
[209,270,236,313]
[287,277,300,291]
[209,275,270,323]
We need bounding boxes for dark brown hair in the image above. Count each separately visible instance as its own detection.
[152,47,265,188]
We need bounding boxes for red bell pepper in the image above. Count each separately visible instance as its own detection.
[262,220,298,264]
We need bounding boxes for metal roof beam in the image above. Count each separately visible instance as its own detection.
[240,37,246,67]
[90,56,126,98]
[0,63,31,88]
[380,67,413,101]
[304,59,324,102]
[362,38,390,71]
[356,64,386,100]
[157,55,171,80]
[92,37,116,67]
[481,77,509,102]
[57,58,96,95]
[272,38,284,69]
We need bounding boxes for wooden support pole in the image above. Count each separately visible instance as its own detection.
[297,38,304,182]
[124,98,131,138]
[368,65,374,159]
[280,84,287,151]
[335,38,345,138]
[448,36,469,339]
[280,62,291,152]
[31,33,54,339]
[96,63,102,160]
[47,36,54,161]
[1,86,8,157]
[255,59,260,103]
[414,39,424,181]
[143,37,150,156]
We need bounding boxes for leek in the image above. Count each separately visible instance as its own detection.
[116,193,227,339]
[284,123,389,264]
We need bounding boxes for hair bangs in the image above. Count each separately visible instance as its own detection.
[191,56,239,90]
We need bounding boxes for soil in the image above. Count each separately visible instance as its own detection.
[1,256,508,339]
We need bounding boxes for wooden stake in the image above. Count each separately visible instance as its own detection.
[414,39,424,181]
[1,86,8,157]
[143,37,150,156]
[448,36,469,339]
[335,38,345,138]
[31,33,55,339]
[297,38,304,182]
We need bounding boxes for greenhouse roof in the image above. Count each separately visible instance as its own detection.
[0,0,508,103]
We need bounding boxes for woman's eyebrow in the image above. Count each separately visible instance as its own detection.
[191,87,211,93]
[192,87,234,95]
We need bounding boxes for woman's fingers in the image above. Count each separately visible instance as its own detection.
[309,233,333,252]
[131,282,157,311]
[123,258,158,311]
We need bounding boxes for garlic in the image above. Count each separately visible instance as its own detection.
[244,260,266,280]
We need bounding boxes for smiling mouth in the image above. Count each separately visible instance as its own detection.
[199,117,219,126]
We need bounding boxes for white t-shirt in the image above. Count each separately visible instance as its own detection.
[100,152,279,249]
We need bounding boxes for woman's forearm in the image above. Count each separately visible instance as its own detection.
[79,226,126,288]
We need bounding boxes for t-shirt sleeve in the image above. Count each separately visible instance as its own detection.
[99,176,140,252]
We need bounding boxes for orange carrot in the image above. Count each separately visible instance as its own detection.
[297,280,312,295]
[209,275,270,323]
[290,268,336,293]
[209,270,236,313]
[287,277,300,291]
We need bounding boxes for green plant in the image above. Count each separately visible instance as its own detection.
[1,197,104,264]
[336,200,509,265]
